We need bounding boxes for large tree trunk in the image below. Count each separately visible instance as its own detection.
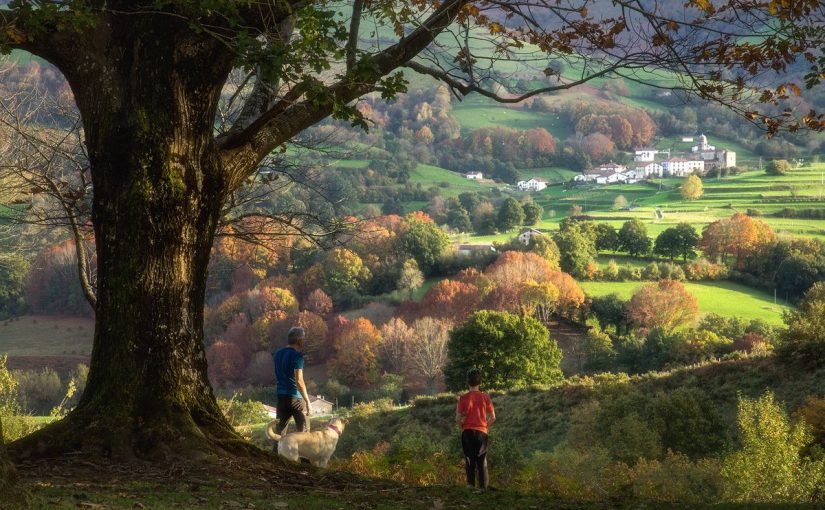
[11,18,248,461]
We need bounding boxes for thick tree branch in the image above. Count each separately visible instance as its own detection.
[219,0,469,189]
[404,60,622,103]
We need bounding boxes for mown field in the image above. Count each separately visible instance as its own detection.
[0,315,93,356]
[0,315,93,373]
[580,280,791,325]
[408,164,497,197]
[463,165,825,244]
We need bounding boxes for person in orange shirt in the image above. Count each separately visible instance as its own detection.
[455,368,496,489]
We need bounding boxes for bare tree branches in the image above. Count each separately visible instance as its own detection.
[0,64,97,306]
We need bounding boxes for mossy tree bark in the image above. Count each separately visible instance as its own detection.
[12,16,243,460]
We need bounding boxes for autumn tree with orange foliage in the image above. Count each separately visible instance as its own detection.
[485,251,556,289]
[700,213,775,268]
[627,280,700,333]
[419,279,482,323]
[547,271,586,319]
[215,217,296,278]
[330,318,382,388]
[302,288,333,317]
[481,285,523,315]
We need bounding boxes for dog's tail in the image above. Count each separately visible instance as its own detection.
[265,420,281,442]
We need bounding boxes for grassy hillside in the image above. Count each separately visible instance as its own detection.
[336,356,825,460]
[0,316,93,356]
[580,280,791,324]
[408,164,496,197]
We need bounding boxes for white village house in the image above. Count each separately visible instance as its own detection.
[633,162,663,178]
[634,149,658,163]
[517,178,548,191]
[661,157,704,176]
[574,163,628,184]
[465,171,483,180]
[518,228,543,245]
[456,243,496,257]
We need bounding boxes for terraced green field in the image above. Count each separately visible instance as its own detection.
[580,280,791,325]
[526,166,825,240]
[408,164,497,197]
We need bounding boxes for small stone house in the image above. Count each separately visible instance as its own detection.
[309,395,334,415]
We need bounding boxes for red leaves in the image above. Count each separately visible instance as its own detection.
[627,280,699,332]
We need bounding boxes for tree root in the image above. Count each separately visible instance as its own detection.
[8,403,261,466]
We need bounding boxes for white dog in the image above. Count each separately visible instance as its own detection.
[266,418,347,468]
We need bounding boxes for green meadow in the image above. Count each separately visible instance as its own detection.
[408,163,496,197]
[580,280,791,325]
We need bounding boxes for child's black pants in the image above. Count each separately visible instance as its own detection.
[461,429,489,488]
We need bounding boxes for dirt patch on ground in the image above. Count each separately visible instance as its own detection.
[544,318,588,375]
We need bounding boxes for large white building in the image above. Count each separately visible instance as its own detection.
[634,149,658,163]
[634,162,663,178]
[661,157,704,176]
[691,134,715,153]
[517,178,548,191]
[465,172,483,180]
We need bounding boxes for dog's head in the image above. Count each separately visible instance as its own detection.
[330,417,348,433]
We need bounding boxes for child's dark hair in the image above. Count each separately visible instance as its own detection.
[467,368,482,387]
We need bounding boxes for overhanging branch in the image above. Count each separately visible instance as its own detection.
[404,60,621,103]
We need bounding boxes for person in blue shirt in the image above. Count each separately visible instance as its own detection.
[273,326,312,435]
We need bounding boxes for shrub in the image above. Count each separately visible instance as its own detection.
[14,368,64,416]
[794,396,825,447]
[642,262,660,280]
[0,357,41,441]
[217,397,268,427]
[658,262,685,281]
[777,282,825,365]
[601,259,620,281]
[513,448,628,501]
[630,453,721,504]
[671,329,734,364]
[684,258,727,281]
[721,392,825,503]
[444,311,563,391]
[766,159,791,176]
[619,266,642,282]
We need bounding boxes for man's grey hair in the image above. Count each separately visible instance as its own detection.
[287,326,306,345]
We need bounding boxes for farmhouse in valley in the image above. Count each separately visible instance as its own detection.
[661,157,704,176]
[634,149,658,162]
[465,171,483,180]
[574,163,629,184]
[456,243,496,257]
[517,178,548,191]
[518,228,544,245]
[310,395,334,415]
